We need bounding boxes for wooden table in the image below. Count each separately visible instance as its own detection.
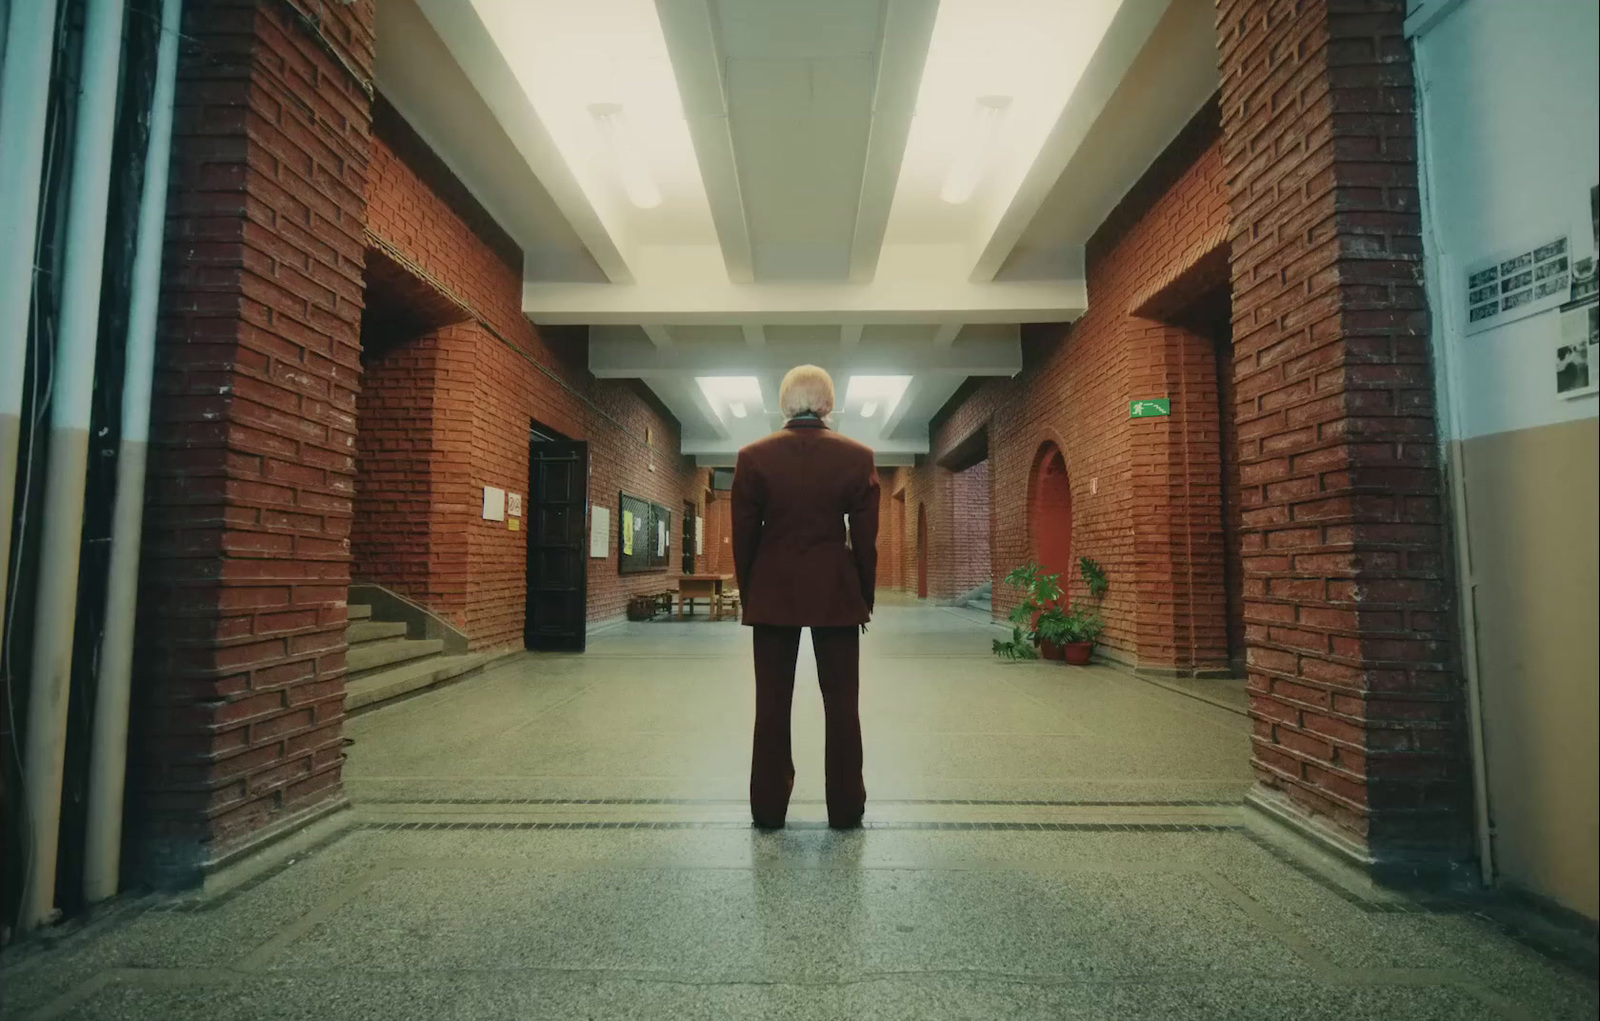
[677,574,731,620]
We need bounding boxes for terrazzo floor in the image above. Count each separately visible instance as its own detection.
[2,603,1593,1020]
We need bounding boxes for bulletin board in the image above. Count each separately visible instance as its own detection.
[618,492,671,573]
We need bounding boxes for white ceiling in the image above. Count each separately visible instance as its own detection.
[385,0,1221,464]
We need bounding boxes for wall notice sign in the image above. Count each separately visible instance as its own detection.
[508,518,520,531]
[1129,399,1170,418]
[695,517,704,555]
[660,519,669,552]
[507,493,522,517]
[590,506,610,559]
[482,486,506,521]
[1465,236,1570,334]
[622,510,634,555]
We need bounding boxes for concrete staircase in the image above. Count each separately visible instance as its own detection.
[959,581,993,614]
[344,602,507,713]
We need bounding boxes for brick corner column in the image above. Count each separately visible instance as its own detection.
[1217,0,1472,865]
[131,0,376,883]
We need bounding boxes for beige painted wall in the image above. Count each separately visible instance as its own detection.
[1460,416,1599,920]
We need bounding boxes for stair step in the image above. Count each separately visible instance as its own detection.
[345,651,511,713]
[348,603,373,621]
[348,637,444,678]
[346,620,408,646]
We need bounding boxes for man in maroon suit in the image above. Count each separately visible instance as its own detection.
[733,365,880,830]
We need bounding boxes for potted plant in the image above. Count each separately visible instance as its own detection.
[991,562,1061,661]
[1054,602,1104,664]
[1055,556,1110,664]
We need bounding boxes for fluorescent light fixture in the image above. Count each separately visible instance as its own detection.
[696,376,765,423]
[589,102,662,209]
[844,376,912,422]
[939,96,1010,205]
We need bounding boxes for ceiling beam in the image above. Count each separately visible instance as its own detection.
[840,323,862,347]
[592,333,1021,379]
[741,324,766,347]
[965,0,1174,283]
[660,376,730,441]
[932,323,961,347]
[527,277,1086,324]
[656,0,756,283]
[847,0,940,283]
[414,0,634,283]
[642,324,674,348]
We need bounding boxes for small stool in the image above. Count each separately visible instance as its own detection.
[715,589,741,620]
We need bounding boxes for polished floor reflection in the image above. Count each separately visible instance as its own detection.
[2,605,1593,1020]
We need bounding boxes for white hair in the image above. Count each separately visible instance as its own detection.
[778,364,835,419]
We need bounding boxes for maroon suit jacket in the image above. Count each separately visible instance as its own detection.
[732,418,880,627]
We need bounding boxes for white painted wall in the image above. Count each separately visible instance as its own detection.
[1414,0,1600,442]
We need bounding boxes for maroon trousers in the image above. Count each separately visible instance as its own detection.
[750,625,866,828]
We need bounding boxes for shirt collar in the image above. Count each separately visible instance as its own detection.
[785,416,828,430]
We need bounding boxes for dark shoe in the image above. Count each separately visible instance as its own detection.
[827,815,863,831]
[752,818,785,832]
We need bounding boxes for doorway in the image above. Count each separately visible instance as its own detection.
[1028,443,1073,585]
[916,503,929,599]
[1174,284,1244,675]
[526,423,588,651]
[682,501,695,575]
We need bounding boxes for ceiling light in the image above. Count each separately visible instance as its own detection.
[696,376,765,423]
[844,376,912,422]
[940,96,1011,205]
[589,102,662,209]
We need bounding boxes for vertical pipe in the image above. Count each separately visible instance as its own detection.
[84,0,184,906]
[0,0,61,671]
[20,0,128,930]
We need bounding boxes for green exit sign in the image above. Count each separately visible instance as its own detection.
[1130,398,1171,418]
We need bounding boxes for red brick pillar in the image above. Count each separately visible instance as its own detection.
[1218,0,1469,866]
[132,0,375,883]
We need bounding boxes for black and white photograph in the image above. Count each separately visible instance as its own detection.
[1466,234,1575,333]
[1501,251,1534,275]
[1569,256,1598,304]
[1469,265,1500,290]
[1536,275,1569,300]
[1533,238,1568,263]
[1556,341,1591,395]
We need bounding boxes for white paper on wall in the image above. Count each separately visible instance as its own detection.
[482,486,506,522]
[659,520,668,553]
[695,518,704,555]
[507,493,522,517]
[590,506,610,558]
[1465,236,1571,334]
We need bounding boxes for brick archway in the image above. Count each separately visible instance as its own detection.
[1028,442,1074,590]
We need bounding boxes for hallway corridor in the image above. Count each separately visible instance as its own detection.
[2,607,1592,1020]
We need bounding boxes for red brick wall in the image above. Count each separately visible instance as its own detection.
[132,0,376,873]
[891,108,1230,666]
[1218,0,1466,856]
[359,129,705,645]
[876,468,906,591]
[949,461,992,595]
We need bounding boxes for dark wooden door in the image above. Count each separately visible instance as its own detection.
[682,502,695,574]
[526,440,588,651]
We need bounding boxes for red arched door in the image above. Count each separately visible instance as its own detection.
[1029,444,1073,587]
[916,503,928,599]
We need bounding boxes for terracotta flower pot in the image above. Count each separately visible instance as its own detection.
[1060,641,1094,665]
[1038,639,1066,661]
